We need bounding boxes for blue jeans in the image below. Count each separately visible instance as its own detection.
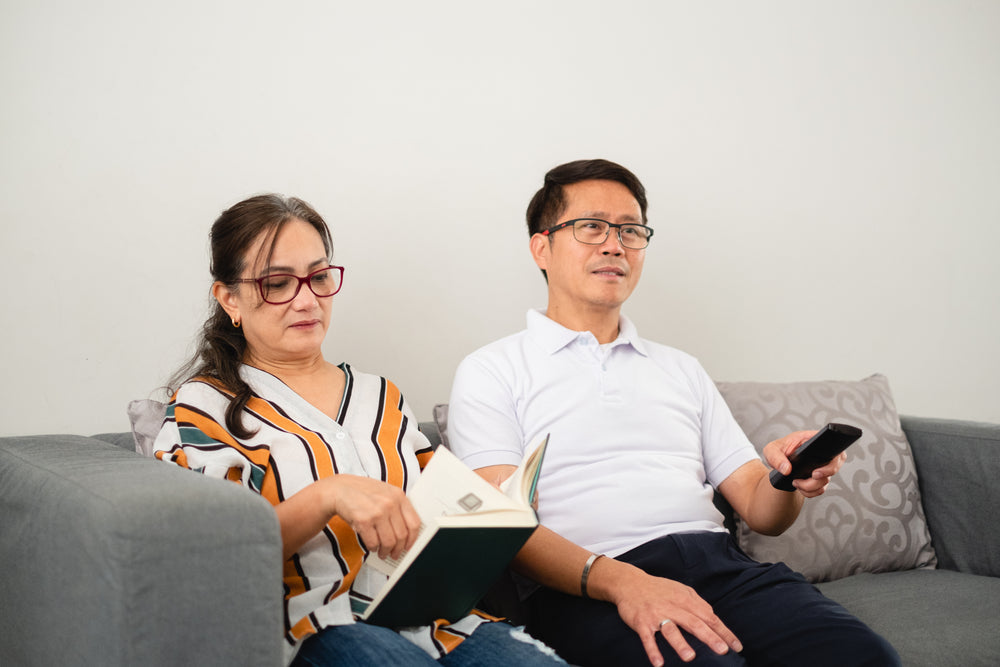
[291,620,567,667]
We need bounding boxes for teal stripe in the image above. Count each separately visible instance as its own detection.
[178,425,226,447]
[248,463,266,493]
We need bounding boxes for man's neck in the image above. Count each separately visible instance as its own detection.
[544,303,621,344]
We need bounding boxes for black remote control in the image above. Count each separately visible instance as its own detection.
[768,423,862,492]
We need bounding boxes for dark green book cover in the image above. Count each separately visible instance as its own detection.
[362,524,537,628]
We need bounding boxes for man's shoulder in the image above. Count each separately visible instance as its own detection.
[635,334,701,368]
[460,327,533,366]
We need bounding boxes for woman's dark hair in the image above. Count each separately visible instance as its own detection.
[168,194,333,438]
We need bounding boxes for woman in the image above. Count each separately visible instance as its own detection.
[152,194,566,666]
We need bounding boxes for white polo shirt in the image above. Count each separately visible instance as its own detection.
[447,310,760,558]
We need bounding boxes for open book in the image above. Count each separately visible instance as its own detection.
[350,435,549,628]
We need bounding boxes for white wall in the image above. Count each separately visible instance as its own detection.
[2,1,998,436]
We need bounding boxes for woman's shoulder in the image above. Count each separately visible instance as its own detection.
[169,375,236,408]
[339,363,417,416]
[339,362,397,391]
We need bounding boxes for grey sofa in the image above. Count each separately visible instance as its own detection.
[2,416,998,666]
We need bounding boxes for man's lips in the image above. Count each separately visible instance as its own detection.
[591,265,627,277]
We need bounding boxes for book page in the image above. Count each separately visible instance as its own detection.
[499,434,549,505]
[360,446,533,578]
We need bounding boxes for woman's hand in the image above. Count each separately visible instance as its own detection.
[275,475,421,561]
[323,475,422,560]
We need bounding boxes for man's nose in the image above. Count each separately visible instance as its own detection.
[599,228,625,254]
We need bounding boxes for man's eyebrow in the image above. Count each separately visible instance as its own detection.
[579,211,642,223]
[260,258,330,275]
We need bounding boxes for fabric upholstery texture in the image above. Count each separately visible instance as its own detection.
[816,569,1000,667]
[902,416,1000,578]
[716,374,937,582]
[0,435,284,667]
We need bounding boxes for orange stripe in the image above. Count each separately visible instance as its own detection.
[469,608,503,622]
[431,620,466,653]
[416,448,434,470]
[289,614,318,641]
[325,518,366,597]
[376,381,406,486]
[283,559,308,600]
[155,448,189,468]
[242,395,338,481]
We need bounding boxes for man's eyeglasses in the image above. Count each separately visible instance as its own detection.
[541,218,654,250]
[236,265,344,305]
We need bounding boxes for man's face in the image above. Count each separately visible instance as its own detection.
[531,179,646,316]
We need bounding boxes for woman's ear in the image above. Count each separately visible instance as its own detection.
[212,281,242,325]
[529,233,549,272]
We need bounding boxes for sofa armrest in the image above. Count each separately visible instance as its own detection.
[0,435,284,667]
[900,416,1000,578]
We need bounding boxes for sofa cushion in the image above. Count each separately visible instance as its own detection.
[816,570,1000,667]
[716,374,937,582]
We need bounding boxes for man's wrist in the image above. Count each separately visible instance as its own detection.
[580,553,606,598]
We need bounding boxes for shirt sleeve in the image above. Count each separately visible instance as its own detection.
[693,363,761,487]
[151,384,265,492]
[446,352,525,470]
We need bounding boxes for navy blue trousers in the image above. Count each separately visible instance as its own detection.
[526,532,900,667]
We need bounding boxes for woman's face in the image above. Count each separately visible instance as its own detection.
[217,217,333,368]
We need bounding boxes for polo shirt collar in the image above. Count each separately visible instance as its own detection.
[526,309,649,357]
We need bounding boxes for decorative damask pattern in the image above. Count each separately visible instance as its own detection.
[716,374,937,582]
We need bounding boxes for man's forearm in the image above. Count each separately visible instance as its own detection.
[743,474,804,536]
[512,525,646,604]
[512,525,598,595]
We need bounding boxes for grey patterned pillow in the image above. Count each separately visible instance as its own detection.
[716,374,937,583]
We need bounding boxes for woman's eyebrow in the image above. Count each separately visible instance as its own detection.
[259,258,330,275]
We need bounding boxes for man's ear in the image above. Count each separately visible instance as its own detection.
[212,281,241,324]
[529,233,550,272]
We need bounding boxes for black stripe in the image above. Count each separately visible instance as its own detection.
[282,581,293,637]
[369,378,390,481]
[324,524,354,570]
[336,362,353,425]
[395,392,410,490]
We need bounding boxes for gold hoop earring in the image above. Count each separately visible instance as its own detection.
[232,318,241,329]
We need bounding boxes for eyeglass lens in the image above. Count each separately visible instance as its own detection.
[573,220,651,249]
[261,267,341,304]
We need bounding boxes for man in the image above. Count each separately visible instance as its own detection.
[447,159,899,666]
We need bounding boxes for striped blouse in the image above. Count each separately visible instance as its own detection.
[152,363,492,664]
